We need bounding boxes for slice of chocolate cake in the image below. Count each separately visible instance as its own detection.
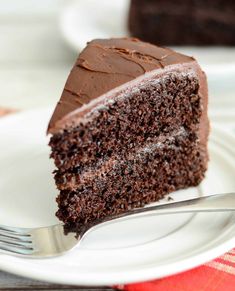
[129,0,235,45]
[48,38,209,232]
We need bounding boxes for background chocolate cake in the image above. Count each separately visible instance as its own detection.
[129,0,235,45]
[48,38,209,232]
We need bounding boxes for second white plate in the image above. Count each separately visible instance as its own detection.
[60,0,235,68]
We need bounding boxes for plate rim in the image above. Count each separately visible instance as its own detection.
[0,235,235,286]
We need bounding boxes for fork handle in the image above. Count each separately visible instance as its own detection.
[100,193,235,224]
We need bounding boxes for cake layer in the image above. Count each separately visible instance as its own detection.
[47,38,195,134]
[56,127,207,231]
[49,70,201,172]
[54,128,200,192]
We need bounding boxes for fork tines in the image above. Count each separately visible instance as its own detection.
[0,226,34,255]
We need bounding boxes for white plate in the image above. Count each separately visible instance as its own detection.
[60,0,235,67]
[0,108,235,285]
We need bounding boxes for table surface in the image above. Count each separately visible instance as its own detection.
[0,271,116,290]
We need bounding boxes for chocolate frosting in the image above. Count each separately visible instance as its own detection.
[48,38,195,134]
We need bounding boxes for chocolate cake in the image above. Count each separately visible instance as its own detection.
[48,38,209,232]
[129,0,235,45]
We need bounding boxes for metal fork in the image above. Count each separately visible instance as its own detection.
[1,192,235,258]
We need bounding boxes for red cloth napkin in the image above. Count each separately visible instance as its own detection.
[116,249,235,291]
[0,107,16,116]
